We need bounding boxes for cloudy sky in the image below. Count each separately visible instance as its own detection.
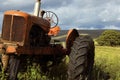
[0,0,120,30]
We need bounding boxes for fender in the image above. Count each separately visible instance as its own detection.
[66,29,79,54]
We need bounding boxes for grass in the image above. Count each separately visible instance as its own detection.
[0,41,120,80]
[94,46,120,80]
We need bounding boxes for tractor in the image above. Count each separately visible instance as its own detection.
[0,0,95,80]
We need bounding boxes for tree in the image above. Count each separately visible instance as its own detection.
[96,30,120,46]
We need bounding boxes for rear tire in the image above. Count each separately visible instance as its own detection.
[68,35,95,80]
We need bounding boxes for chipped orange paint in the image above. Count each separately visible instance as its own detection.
[0,44,3,49]
[2,54,9,70]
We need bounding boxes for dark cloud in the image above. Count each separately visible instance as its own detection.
[0,0,120,30]
[0,0,34,12]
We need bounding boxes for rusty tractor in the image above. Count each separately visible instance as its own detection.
[0,0,95,80]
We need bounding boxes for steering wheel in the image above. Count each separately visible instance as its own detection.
[42,11,59,28]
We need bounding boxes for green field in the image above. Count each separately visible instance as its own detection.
[16,46,120,80]
[94,46,120,80]
[0,46,119,80]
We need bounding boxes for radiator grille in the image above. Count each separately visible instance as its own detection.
[2,15,11,40]
[2,15,25,42]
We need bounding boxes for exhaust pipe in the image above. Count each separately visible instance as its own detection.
[33,0,41,17]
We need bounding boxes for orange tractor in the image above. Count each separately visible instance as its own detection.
[0,0,95,80]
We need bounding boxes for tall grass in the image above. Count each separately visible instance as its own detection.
[94,46,120,80]
[0,46,120,80]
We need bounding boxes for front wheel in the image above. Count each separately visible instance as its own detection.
[7,54,20,80]
[68,35,95,80]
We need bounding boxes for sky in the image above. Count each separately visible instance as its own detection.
[0,0,120,30]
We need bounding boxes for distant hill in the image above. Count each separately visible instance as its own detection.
[78,30,105,38]
[55,30,120,41]
[58,30,120,38]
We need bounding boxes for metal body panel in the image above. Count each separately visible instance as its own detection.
[1,10,70,55]
[1,10,50,46]
[16,45,65,55]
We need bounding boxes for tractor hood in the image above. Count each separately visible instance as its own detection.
[1,10,50,46]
